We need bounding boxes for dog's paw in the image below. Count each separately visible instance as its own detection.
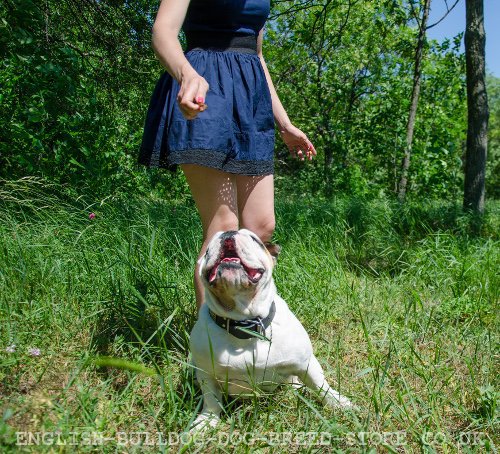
[179,414,220,451]
[324,390,359,411]
[189,413,220,434]
[286,375,303,389]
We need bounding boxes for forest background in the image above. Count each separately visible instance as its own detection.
[1,0,498,202]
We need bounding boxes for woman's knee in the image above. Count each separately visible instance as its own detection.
[242,217,275,243]
[202,215,239,244]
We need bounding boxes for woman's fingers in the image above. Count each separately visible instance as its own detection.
[301,138,315,155]
[177,77,209,119]
[305,140,316,160]
[282,125,316,161]
[289,142,311,161]
[194,80,209,111]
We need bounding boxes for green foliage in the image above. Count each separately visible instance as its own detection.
[0,0,495,201]
[0,0,177,197]
[487,75,500,198]
[267,1,467,198]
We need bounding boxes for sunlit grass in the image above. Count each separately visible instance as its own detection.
[0,178,498,452]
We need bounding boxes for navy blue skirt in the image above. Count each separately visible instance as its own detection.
[138,49,275,175]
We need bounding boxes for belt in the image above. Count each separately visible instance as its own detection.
[185,31,258,54]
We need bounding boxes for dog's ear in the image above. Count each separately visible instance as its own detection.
[264,242,281,263]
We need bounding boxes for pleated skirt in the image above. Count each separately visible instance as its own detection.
[138,49,275,175]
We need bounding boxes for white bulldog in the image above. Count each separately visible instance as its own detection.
[189,229,354,430]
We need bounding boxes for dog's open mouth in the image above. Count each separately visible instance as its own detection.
[207,238,265,284]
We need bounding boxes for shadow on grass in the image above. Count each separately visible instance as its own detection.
[90,276,196,357]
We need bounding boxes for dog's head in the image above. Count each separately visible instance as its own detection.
[199,229,280,317]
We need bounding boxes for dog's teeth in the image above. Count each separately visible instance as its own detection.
[222,257,240,263]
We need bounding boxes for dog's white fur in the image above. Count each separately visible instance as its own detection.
[189,229,353,430]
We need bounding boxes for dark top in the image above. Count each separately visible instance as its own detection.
[183,0,271,36]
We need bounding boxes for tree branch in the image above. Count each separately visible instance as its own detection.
[427,0,461,30]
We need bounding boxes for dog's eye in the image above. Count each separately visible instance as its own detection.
[251,235,265,249]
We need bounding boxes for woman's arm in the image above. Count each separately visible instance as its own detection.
[257,29,316,160]
[152,0,208,119]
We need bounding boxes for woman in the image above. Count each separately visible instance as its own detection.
[138,0,316,309]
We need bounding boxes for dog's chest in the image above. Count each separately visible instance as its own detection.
[196,337,294,395]
[211,339,289,393]
[190,303,313,395]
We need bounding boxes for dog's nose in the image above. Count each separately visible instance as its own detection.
[220,231,237,254]
[220,231,237,248]
[224,238,236,250]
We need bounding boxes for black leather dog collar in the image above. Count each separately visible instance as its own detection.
[208,301,276,340]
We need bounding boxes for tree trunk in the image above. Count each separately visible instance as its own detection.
[463,0,488,213]
[397,0,431,202]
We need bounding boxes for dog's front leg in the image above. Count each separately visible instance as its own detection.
[300,355,355,410]
[190,369,222,433]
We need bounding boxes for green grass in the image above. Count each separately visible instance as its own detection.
[0,177,498,452]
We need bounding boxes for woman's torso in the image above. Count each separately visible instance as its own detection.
[183,0,271,36]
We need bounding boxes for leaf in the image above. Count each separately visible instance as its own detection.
[92,356,158,377]
[355,367,374,378]
[69,158,85,169]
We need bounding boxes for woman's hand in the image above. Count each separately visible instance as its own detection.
[279,124,317,161]
[177,65,209,120]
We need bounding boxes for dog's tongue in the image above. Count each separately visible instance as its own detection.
[245,267,262,281]
[209,257,241,283]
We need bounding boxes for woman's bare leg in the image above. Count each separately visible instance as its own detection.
[181,164,238,309]
[236,174,275,242]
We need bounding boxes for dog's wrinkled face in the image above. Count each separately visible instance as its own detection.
[199,229,280,313]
